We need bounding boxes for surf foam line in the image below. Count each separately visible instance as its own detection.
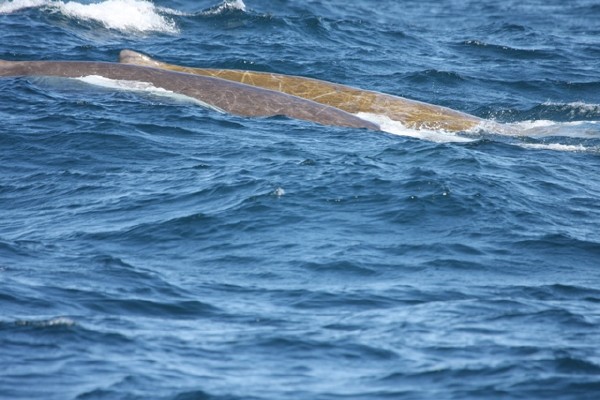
[356,113,600,152]
[519,143,592,152]
[356,112,475,143]
[480,119,600,139]
[75,75,226,113]
[0,0,181,34]
[504,120,600,152]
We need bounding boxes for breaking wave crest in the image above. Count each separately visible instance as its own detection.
[201,0,246,15]
[356,112,475,143]
[540,101,600,118]
[15,317,76,328]
[0,0,181,33]
[356,112,600,152]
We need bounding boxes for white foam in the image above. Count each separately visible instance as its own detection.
[202,0,246,15]
[542,101,600,116]
[354,112,600,153]
[513,119,597,129]
[15,317,76,327]
[75,75,226,112]
[520,143,589,152]
[272,187,285,197]
[0,0,179,34]
[355,112,475,143]
[494,120,600,139]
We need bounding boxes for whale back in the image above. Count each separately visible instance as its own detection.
[119,49,482,131]
[0,59,378,131]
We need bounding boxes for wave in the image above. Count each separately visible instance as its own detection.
[519,143,591,152]
[201,0,246,15]
[460,39,556,59]
[0,0,181,33]
[14,316,76,327]
[0,0,46,13]
[540,101,600,118]
[356,112,475,143]
[357,112,600,152]
[507,119,600,135]
[480,119,600,152]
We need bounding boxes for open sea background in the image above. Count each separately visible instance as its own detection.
[1,0,600,399]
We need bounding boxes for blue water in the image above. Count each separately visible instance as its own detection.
[1,0,600,399]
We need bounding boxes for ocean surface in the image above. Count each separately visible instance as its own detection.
[1,0,600,399]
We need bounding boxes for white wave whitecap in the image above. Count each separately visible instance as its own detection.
[0,0,180,34]
[15,317,76,327]
[356,112,600,152]
[542,101,600,116]
[202,0,246,15]
[355,112,475,143]
[520,143,590,152]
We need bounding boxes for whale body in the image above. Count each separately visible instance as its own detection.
[119,49,482,132]
[0,59,379,131]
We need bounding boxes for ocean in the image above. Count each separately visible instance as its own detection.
[1,0,600,399]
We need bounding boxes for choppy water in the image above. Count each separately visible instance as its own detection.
[1,1,600,399]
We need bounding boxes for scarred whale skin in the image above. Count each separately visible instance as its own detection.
[0,59,379,131]
[119,49,482,132]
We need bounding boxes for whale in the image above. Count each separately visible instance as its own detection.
[119,49,483,132]
[0,59,379,131]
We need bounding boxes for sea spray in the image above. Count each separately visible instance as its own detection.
[0,0,179,33]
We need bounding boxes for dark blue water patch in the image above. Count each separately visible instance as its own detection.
[488,22,529,34]
[185,5,275,32]
[403,69,468,87]
[169,390,256,400]
[510,232,600,258]
[1,12,112,57]
[0,317,135,398]
[505,284,600,303]
[0,239,35,261]
[504,77,599,101]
